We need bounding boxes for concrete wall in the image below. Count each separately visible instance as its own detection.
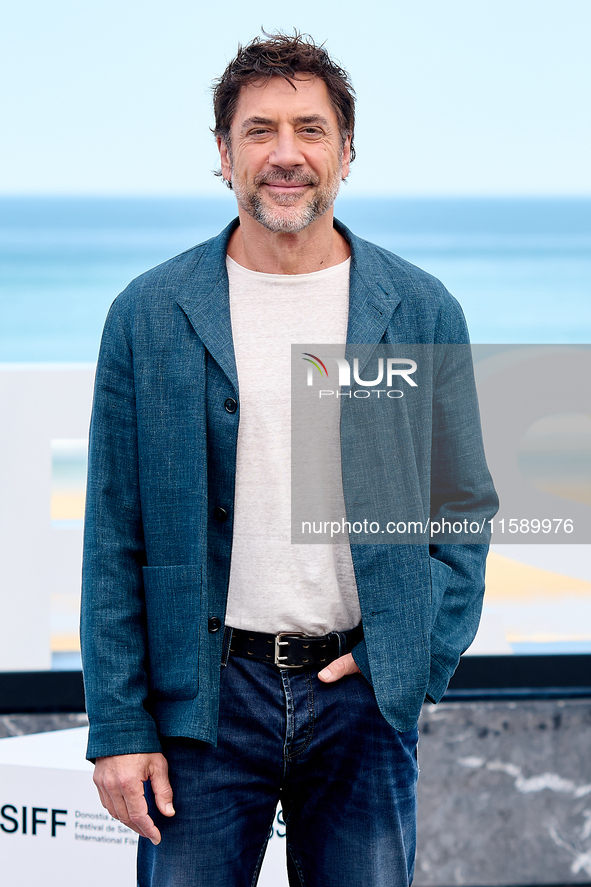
[416,699,591,886]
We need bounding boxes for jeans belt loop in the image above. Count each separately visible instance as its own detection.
[329,629,343,658]
[221,626,233,667]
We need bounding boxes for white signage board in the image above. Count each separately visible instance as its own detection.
[0,727,288,886]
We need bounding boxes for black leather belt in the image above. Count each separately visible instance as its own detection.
[227,624,363,669]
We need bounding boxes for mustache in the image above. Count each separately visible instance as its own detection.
[254,170,319,186]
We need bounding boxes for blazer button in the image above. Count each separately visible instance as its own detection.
[225,398,238,414]
[213,506,228,522]
[208,616,222,633]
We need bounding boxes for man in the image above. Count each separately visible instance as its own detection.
[81,32,498,887]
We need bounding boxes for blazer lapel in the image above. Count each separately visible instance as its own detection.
[173,216,404,393]
[335,220,402,372]
[174,219,240,394]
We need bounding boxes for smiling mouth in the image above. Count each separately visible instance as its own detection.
[255,170,317,189]
[267,185,310,197]
[258,182,313,205]
[263,182,312,189]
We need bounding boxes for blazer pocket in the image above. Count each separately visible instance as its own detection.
[428,555,452,628]
[142,564,202,700]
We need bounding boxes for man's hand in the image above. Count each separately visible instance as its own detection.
[318,652,361,683]
[93,752,175,845]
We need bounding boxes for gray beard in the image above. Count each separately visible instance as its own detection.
[232,167,343,234]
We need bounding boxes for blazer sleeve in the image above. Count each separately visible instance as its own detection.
[426,305,499,702]
[80,298,162,761]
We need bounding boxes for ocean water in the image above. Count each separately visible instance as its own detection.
[1,196,590,362]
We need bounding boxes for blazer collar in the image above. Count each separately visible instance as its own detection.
[174,216,403,392]
[334,219,402,372]
[174,218,240,394]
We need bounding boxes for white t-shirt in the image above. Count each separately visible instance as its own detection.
[225,255,361,635]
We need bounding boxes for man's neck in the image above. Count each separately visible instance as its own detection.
[227,208,350,275]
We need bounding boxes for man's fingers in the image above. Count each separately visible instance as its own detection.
[102,772,161,844]
[109,791,162,844]
[121,805,162,844]
[94,769,123,822]
[318,652,361,683]
[149,758,175,818]
[94,754,167,845]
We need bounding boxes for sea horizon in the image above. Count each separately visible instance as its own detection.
[1,194,590,362]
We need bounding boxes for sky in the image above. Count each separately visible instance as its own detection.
[1,0,590,196]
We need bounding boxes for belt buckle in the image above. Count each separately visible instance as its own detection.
[275,632,305,668]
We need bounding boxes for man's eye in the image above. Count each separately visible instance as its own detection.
[300,126,324,141]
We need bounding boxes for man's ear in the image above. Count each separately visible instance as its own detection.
[217,136,232,184]
[341,134,352,181]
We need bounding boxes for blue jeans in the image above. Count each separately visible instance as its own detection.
[137,653,419,887]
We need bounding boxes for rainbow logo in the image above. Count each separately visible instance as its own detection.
[302,352,329,377]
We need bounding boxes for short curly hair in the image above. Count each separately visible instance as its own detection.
[212,31,356,164]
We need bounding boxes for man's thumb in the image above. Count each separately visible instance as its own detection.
[151,768,175,817]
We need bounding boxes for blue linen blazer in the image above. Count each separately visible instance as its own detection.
[81,217,498,761]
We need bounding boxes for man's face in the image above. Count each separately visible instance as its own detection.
[218,75,351,234]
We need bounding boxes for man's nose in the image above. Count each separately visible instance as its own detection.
[268,128,305,168]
